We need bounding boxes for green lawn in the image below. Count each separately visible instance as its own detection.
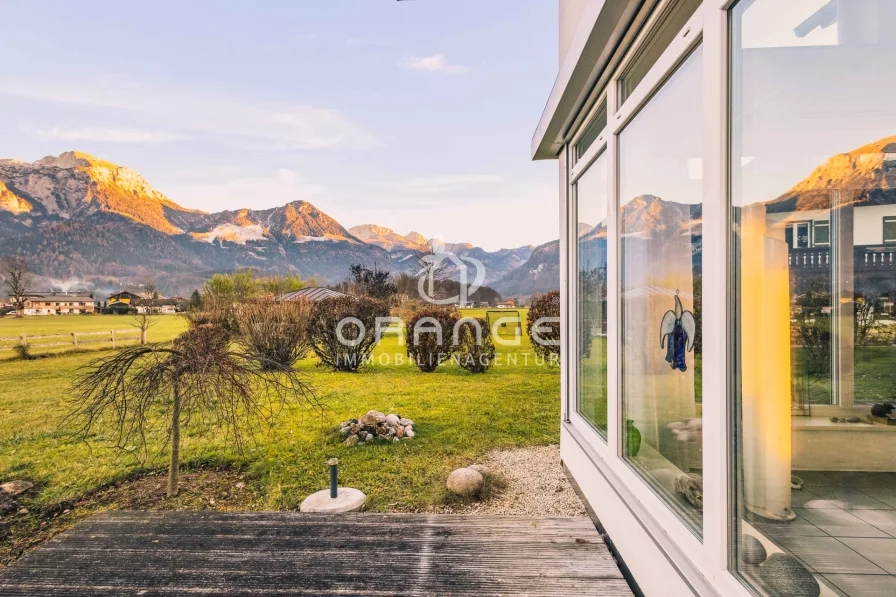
[0,309,559,519]
[0,314,188,357]
[792,345,896,405]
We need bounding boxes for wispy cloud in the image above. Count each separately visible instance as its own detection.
[163,169,326,212]
[37,127,189,144]
[400,54,468,74]
[0,77,378,151]
[372,174,501,194]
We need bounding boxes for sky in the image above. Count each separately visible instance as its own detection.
[0,0,560,251]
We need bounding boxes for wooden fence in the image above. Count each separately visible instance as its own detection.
[0,329,146,352]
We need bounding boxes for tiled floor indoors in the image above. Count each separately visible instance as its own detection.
[752,471,896,597]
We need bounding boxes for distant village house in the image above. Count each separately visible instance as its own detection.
[18,293,95,316]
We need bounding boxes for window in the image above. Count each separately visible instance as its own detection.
[574,103,607,164]
[575,151,609,436]
[619,46,703,535]
[731,1,896,595]
[812,220,830,246]
[885,217,896,243]
[617,0,701,105]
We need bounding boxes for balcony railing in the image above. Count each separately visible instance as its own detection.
[789,245,896,271]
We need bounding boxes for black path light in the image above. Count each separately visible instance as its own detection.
[329,458,339,499]
[299,457,366,513]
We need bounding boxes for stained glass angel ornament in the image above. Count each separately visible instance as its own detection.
[659,290,696,372]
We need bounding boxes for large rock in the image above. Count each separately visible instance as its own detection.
[447,468,484,497]
[0,481,33,497]
[359,410,386,426]
[385,414,400,427]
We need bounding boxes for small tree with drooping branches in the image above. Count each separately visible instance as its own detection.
[66,319,320,497]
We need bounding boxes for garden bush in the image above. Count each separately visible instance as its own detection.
[237,298,312,371]
[406,309,459,372]
[527,290,561,363]
[455,317,495,373]
[308,296,389,372]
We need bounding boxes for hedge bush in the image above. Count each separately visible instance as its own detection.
[455,316,495,374]
[308,296,390,372]
[405,309,459,372]
[527,290,561,363]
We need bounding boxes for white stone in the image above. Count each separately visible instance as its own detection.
[300,487,366,513]
[447,468,484,497]
[385,414,400,427]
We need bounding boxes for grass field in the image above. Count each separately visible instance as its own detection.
[0,314,188,358]
[0,309,560,534]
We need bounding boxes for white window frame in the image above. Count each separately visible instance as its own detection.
[884,216,896,243]
[813,220,831,247]
[561,1,752,595]
[570,142,610,442]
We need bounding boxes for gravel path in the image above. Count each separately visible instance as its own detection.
[445,444,587,516]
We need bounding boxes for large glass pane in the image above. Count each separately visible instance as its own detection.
[619,46,703,535]
[731,2,896,595]
[576,152,609,435]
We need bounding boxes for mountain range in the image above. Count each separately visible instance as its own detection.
[4,136,879,298]
[0,152,545,296]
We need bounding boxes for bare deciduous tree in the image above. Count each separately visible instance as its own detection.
[2,256,33,317]
[67,324,321,497]
[132,312,156,344]
[142,279,159,314]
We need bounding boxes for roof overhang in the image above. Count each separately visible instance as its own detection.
[531,0,645,160]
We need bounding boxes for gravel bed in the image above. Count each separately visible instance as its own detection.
[445,444,587,516]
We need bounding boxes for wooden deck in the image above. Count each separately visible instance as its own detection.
[0,511,632,596]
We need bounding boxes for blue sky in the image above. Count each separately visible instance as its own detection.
[0,0,559,251]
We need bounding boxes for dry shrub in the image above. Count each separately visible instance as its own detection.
[182,299,239,336]
[406,309,459,372]
[455,317,495,374]
[308,296,390,372]
[237,298,312,371]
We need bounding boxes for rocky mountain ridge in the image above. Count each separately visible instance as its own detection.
[0,151,537,294]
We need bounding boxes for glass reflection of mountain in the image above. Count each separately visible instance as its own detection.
[743,135,896,298]
[766,135,896,213]
[621,195,702,242]
[577,222,608,270]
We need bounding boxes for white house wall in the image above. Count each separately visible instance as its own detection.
[853,204,896,246]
